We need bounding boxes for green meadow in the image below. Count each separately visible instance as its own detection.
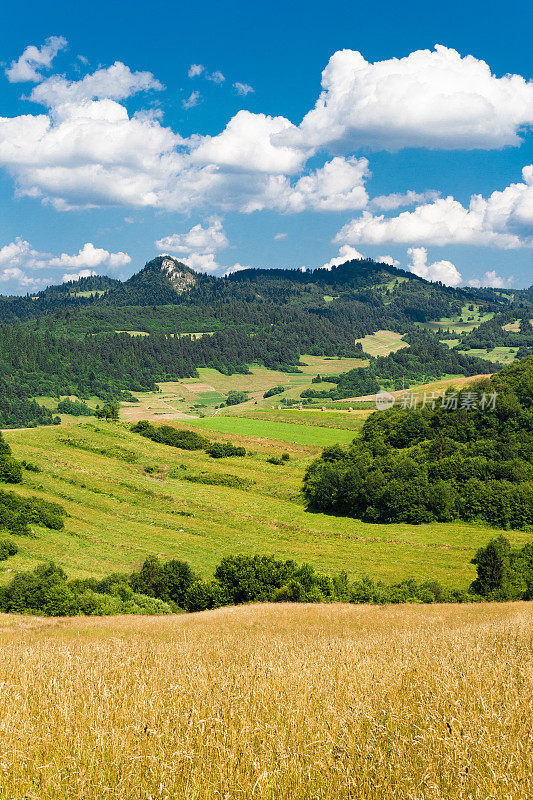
[2,419,530,590]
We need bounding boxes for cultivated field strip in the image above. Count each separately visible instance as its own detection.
[0,602,532,799]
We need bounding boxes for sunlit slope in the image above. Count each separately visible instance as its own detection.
[2,421,530,587]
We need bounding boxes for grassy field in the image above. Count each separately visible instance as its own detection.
[184,414,361,445]
[121,355,369,419]
[1,601,533,799]
[2,420,530,588]
[355,329,407,356]
[462,346,520,365]
[419,304,494,334]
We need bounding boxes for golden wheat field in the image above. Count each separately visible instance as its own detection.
[1,603,532,800]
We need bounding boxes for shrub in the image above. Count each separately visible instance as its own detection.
[129,556,198,607]
[226,391,248,406]
[185,580,228,612]
[132,421,209,451]
[207,442,246,458]
[263,385,285,398]
[56,398,92,416]
[0,456,22,484]
[0,539,18,560]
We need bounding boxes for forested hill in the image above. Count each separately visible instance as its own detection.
[0,254,531,428]
[0,255,526,326]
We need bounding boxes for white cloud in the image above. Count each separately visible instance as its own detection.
[188,64,204,78]
[3,43,532,233]
[0,237,49,269]
[242,156,369,213]
[370,190,440,211]
[321,244,365,270]
[30,62,163,107]
[223,263,250,276]
[182,91,202,109]
[468,270,515,288]
[407,246,462,286]
[0,237,130,291]
[206,71,225,84]
[49,242,131,269]
[379,255,400,267]
[336,167,533,250]
[155,218,232,275]
[285,156,369,212]
[6,36,67,83]
[0,267,49,289]
[62,269,97,282]
[0,98,183,210]
[274,232,287,240]
[155,218,228,256]
[234,82,254,96]
[283,45,533,152]
[192,110,308,174]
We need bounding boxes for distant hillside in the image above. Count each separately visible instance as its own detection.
[0,255,531,428]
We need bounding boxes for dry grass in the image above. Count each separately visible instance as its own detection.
[1,602,532,799]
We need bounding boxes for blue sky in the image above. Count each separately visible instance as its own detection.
[0,0,532,293]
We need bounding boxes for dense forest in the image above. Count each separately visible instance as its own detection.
[303,355,533,529]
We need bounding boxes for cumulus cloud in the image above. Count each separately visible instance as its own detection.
[0,237,50,270]
[234,82,254,96]
[321,244,365,270]
[192,110,308,174]
[61,269,97,282]
[188,64,204,78]
[468,270,515,288]
[0,267,49,289]
[379,255,400,267]
[2,42,533,233]
[155,218,228,256]
[242,156,369,213]
[274,232,287,240]
[6,36,67,83]
[336,167,533,249]
[0,237,130,291]
[370,190,440,211]
[0,98,184,210]
[30,62,163,107]
[206,70,225,84]
[407,246,462,286]
[48,242,131,269]
[283,45,533,152]
[182,91,202,109]
[155,218,234,275]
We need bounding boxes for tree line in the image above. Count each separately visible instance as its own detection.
[303,355,533,528]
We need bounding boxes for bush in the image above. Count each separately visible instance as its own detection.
[56,398,92,416]
[267,452,290,465]
[185,580,228,612]
[0,456,22,484]
[0,539,18,560]
[132,421,209,451]
[226,391,248,406]
[129,556,198,607]
[263,385,285,398]
[207,442,246,458]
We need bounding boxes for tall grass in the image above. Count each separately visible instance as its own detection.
[1,602,532,798]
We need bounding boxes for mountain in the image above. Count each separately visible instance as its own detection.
[103,256,201,306]
[0,255,531,428]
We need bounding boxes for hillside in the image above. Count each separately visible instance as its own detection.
[1,256,531,428]
[304,355,533,528]
[1,415,531,589]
